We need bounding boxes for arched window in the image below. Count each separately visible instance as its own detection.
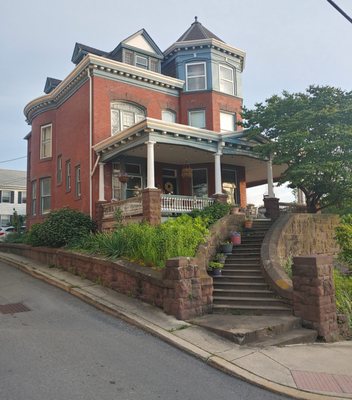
[161,109,176,123]
[111,102,146,136]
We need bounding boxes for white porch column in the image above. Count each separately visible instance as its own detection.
[214,151,222,195]
[267,156,275,198]
[98,162,106,201]
[146,140,156,189]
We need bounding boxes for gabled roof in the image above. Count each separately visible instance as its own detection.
[0,169,26,189]
[71,43,108,65]
[44,77,62,94]
[110,29,164,59]
[176,17,223,43]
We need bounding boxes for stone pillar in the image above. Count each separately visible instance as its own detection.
[267,156,275,198]
[142,188,161,225]
[95,201,106,232]
[214,151,222,195]
[163,257,203,320]
[98,163,106,202]
[146,140,156,189]
[292,255,339,342]
[263,196,280,220]
[212,193,228,204]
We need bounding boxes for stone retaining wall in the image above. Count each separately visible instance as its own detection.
[261,213,340,302]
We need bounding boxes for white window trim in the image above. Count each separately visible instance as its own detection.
[31,181,37,216]
[188,109,206,129]
[135,54,148,69]
[161,109,176,123]
[40,124,52,159]
[75,165,81,198]
[186,62,207,91]
[220,111,236,133]
[191,168,209,197]
[40,177,51,215]
[219,64,235,95]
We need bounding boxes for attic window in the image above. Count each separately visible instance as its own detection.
[136,55,148,69]
[150,58,159,72]
[124,50,134,65]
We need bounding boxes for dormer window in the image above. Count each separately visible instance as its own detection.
[135,55,148,69]
[122,49,160,72]
[219,65,235,95]
[186,62,206,91]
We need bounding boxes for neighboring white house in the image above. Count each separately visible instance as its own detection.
[0,169,26,226]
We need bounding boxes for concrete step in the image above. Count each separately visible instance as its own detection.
[213,288,276,298]
[247,328,318,348]
[225,256,260,262]
[214,296,290,308]
[212,304,293,316]
[221,269,262,276]
[213,281,269,288]
[224,264,261,270]
[215,275,266,283]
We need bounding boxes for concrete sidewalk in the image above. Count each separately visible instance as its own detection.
[0,251,351,400]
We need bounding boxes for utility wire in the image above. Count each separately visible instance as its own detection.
[0,156,27,164]
[326,0,352,24]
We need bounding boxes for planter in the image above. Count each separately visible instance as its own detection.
[221,243,233,254]
[118,174,129,183]
[231,232,241,245]
[211,268,222,277]
[244,219,253,229]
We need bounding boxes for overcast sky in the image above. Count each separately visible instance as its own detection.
[1,0,351,203]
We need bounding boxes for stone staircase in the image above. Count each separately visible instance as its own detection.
[213,219,292,315]
[210,219,317,346]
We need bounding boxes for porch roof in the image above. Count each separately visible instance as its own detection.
[93,118,262,161]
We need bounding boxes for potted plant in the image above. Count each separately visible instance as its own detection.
[243,217,253,229]
[208,261,224,277]
[221,241,233,255]
[230,231,241,245]
[215,253,226,264]
[118,172,129,183]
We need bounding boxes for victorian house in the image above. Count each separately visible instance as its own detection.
[24,18,284,227]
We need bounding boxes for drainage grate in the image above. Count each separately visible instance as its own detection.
[0,303,31,315]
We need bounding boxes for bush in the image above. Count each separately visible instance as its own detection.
[26,208,96,248]
[189,202,231,227]
[78,214,208,268]
[335,215,352,269]
[334,270,352,328]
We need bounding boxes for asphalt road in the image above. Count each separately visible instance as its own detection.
[0,261,290,400]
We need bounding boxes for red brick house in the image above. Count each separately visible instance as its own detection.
[24,18,284,228]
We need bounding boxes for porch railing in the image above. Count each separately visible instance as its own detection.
[102,196,143,219]
[161,194,214,214]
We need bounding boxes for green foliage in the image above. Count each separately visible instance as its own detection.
[208,261,224,269]
[242,86,352,213]
[78,214,208,268]
[335,215,352,269]
[334,270,352,328]
[282,255,293,278]
[189,202,231,227]
[26,208,96,248]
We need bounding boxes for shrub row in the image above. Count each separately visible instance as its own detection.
[335,214,352,269]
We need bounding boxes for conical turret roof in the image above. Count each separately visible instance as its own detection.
[176,17,223,43]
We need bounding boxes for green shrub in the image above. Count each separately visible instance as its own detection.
[334,270,352,328]
[78,214,208,268]
[26,208,96,248]
[189,202,231,227]
[335,215,352,269]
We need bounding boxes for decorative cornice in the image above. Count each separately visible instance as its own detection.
[164,38,246,71]
[24,55,185,124]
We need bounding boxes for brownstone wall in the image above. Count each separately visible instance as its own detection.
[292,255,339,342]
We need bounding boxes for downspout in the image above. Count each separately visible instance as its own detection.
[88,68,93,218]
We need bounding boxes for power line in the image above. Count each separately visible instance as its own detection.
[326,0,352,24]
[0,156,27,164]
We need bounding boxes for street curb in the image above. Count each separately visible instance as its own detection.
[0,252,349,400]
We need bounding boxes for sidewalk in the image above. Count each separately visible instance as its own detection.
[0,251,351,400]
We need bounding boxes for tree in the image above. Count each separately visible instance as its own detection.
[241,86,352,213]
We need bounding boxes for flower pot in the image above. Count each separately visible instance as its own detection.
[211,268,222,277]
[118,174,129,183]
[244,220,253,229]
[231,232,241,245]
[221,243,233,254]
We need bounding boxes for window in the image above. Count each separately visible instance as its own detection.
[66,160,71,192]
[124,50,134,65]
[188,110,206,129]
[161,110,176,123]
[31,181,37,215]
[0,215,11,226]
[112,163,122,200]
[0,190,13,203]
[222,169,238,204]
[75,165,81,197]
[40,177,51,214]
[18,191,27,204]
[219,65,234,95]
[40,124,52,159]
[150,58,159,72]
[220,112,236,132]
[125,163,142,199]
[135,55,148,69]
[186,62,206,91]
[57,155,62,185]
[111,102,146,135]
[192,169,208,197]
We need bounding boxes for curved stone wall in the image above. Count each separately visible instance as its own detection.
[261,213,340,302]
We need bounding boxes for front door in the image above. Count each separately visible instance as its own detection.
[162,169,178,195]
